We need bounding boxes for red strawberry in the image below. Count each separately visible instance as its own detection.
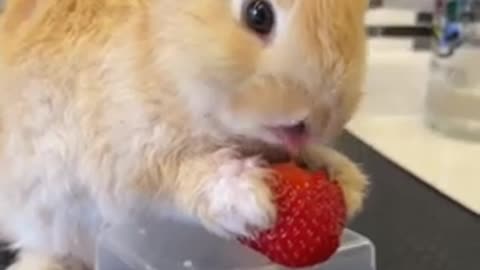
[238,162,347,268]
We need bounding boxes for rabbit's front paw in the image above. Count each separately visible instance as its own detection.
[302,146,369,218]
[201,151,276,238]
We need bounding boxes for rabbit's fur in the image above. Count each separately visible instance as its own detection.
[0,0,369,269]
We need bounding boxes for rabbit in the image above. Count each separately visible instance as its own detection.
[0,0,369,269]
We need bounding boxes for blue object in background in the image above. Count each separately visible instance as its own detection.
[437,22,464,56]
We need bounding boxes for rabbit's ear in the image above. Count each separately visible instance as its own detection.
[2,0,43,33]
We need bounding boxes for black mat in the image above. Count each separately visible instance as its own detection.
[336,132,480,270]
[0,243,14,269]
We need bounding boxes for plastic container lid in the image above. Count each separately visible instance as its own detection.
[95,212,376,270]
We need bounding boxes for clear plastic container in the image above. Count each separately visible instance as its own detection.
[94,212,376,270]
[425,0,480,141]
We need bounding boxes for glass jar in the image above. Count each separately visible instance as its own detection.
[425,0,480,141]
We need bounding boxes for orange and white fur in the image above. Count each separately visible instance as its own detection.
[0,0,369,269]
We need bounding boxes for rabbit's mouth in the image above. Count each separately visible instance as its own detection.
[267,122,311,156]
[227,119,313,166]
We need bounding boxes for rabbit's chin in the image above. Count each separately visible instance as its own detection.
[235,142,311,171]
[227,136,296,165]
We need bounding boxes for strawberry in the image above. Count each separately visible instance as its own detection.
[238,162,347,268]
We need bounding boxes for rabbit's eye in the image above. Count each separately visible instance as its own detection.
[243,0,275,35]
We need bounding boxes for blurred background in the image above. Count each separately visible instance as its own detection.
[343,1,480,270]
